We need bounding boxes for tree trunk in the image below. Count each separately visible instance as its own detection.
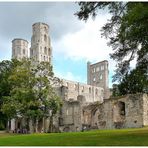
[35,118,38,133]
[29,118,34,133]
[49,115,53,133]
[42,117,46,133]
[6,119,10,132]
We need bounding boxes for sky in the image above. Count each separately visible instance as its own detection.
[0,2,117,88]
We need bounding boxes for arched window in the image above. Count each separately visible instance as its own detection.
[48,48,50,55]
[44,47,47,54]
[99,74,103,80]
[95,89,98,95]
[118,101,126,116]
[13,49,15,55]
[89,87,91,93]
[101,65,104,70]
[74,84,77,90]
[82,86,84,92]
[30,49,33,55]
[23,49,25,54]
[18,47,21,54]
[44,34,47,42]
[93,77,96,82]
[40,46,42,52]
[44,27,47,32]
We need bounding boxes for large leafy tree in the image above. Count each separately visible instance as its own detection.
[1,59,37,131]
[34,61,62,132]
[1,58,62,133]
[76,2,148,94]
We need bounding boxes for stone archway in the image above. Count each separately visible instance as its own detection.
[113,101,126,129]
[77,95,86,103]
[63,126,70,132]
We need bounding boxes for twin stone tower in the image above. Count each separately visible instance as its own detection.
[12,22,52,63]
[12,22,110,100]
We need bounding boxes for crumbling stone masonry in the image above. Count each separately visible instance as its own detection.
[82,93,148,130]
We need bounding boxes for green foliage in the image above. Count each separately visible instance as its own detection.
[117,65,148,95]
[0,59,20,128]
[0,112,7,130]
[112,84,120,97]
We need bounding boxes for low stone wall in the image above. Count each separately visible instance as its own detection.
[83,94,148,130]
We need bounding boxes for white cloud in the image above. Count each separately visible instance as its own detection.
[53,13,112,62]
[52,13,116,87]
[54,70,85,83]
[0,36,11,61]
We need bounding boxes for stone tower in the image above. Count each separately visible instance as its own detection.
[30,22,52,63]
[87,60,110,98]
[12,38,28,60]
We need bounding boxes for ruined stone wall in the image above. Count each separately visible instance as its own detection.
[99,100,113,129]
[61,79,104,103]
[123,94,144,128]
[59,100,82,132]
[142,94,148,126]
[83,94,147,130]
[82,101,114,130]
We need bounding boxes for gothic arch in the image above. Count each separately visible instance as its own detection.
[44,34,47,42]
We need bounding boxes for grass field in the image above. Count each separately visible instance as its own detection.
[0,127,148,146]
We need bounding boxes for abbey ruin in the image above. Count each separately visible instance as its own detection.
[10,22,148,133]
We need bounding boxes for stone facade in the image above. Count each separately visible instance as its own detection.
[12,38,28,60]
[30,22,52,63]
[10,22,148,133]
[59,79,104,102]
[87,61,110,99]
[82,94,148,130]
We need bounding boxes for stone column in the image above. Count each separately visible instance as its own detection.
[10,119,15,131]
[29,119,34,133]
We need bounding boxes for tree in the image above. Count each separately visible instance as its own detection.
[48,96,62,133]
[76,2,148,93]
[117,64,148,95]
[1,58,37,131]
[1,58,62,133]
[33,61,62,132]
[0,59,20,130]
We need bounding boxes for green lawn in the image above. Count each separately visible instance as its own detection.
[0,127,148,146]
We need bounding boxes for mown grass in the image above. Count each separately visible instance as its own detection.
[0,127,148,146]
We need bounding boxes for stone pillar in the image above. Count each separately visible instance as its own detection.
[42,117,45,132]
[35,119,38,133]
[29,119,34,133]
[45,118,50,133]
[10,119,15,131]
